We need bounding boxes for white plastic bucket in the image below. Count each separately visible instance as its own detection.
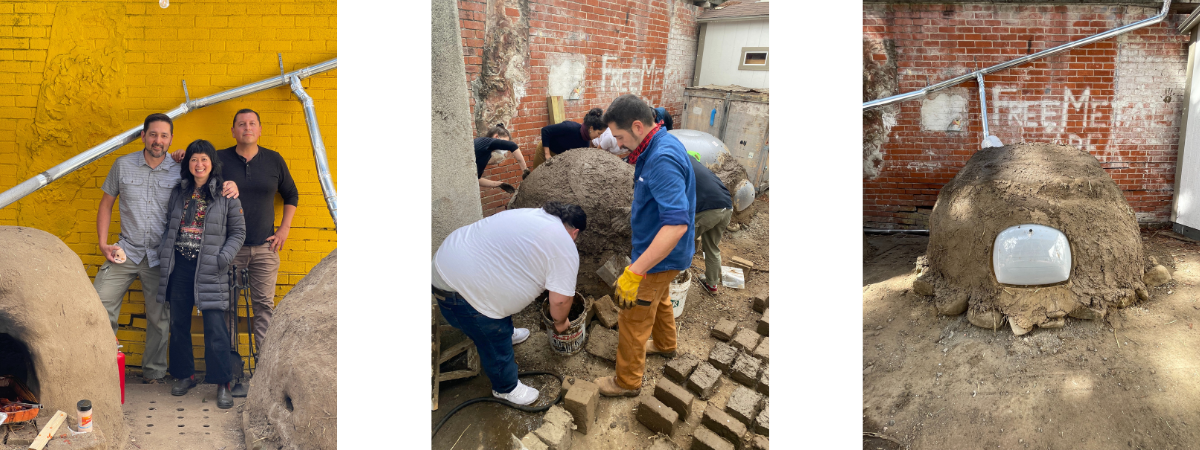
[669,271,691,318]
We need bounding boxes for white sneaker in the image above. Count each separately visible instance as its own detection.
[493,381,539,405]
[512,328,530,345]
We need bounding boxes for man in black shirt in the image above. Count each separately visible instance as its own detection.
[219,109,300,395]
[691,157,732,293]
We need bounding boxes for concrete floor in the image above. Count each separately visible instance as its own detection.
[121,374,244,450]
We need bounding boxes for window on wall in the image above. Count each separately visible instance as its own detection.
[739,47,768,71]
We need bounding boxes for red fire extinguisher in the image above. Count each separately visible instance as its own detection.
[116,337,126,404]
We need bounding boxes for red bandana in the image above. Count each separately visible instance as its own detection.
[626,123,661,166]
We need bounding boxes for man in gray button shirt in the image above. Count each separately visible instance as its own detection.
[95,113,238,383]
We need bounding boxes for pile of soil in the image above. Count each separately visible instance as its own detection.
[917,143,1146,332]
[244,250,337,450]
[510,148,635,258]
[0,227,126,449]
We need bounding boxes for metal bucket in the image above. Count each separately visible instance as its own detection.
[540,293,592,356]
[670,271,691,318]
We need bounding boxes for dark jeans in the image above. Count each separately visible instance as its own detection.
[437,292,518,393]
[167,251,235,385]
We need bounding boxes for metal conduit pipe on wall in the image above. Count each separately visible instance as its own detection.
[863,0,1171,111]
[288,75,338,226]
[0,58,338,210]
[976,73,990,138]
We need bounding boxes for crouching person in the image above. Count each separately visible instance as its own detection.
[156,140,246,409]
[432,202,586,405]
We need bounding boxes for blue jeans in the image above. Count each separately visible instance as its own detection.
[437,292,518,393]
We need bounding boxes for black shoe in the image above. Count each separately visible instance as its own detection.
[217,383,234,409]
[230,382,248,398]
[170,376,197,396]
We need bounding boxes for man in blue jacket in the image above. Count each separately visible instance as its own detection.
[593,94,696,397]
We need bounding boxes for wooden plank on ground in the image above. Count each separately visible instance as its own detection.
[437,339,473,365]
[28,410,67,450]
[730,256,755,269]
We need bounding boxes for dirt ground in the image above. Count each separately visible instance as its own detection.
[863,230,1200,450]
[432,194,769,449]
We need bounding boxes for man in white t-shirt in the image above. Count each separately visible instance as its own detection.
[592,127,629,159]
[432,202,586,405]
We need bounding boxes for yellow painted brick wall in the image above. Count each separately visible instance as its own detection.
[0,1,336,369]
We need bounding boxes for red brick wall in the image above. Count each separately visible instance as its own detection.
[863,3,1189,228]
[459,0,700,216]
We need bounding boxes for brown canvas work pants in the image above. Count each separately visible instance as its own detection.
[231,243,280,353]
[616,269,681,390]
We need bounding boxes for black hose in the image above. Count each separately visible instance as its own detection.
[432,370,565,438]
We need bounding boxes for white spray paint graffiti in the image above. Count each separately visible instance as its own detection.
[987,86,1176,164]
[602,55,658,96]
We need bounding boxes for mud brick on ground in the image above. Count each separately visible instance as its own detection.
[561,376,578,393]
[518,433,550,450]
[731,353,762,387]
[757,309,769,336]
[593,295,619,328]
[711,319,737,341]
[692,426,736,450]
[754,398,769,436]
[564,378,599,434]
[750,434,768,450]
[757,365,769,395]
[586,323,619,362]
[533,405,575,450]
[665,354,701,383]
[703,404,748,449]
[637,394,681,435]
[688,362,723,399]
[654,378,695,419]
[752,337,768,364]
[708,342,738,372]
[725,386,762,426]
[731,328,761,353]
[752,296,768,313]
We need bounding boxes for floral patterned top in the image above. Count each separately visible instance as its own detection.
[173,187,210,260]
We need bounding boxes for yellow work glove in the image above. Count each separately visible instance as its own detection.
[614,266,644,310]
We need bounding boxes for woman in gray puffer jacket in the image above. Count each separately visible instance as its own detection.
[156,139,246,408]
